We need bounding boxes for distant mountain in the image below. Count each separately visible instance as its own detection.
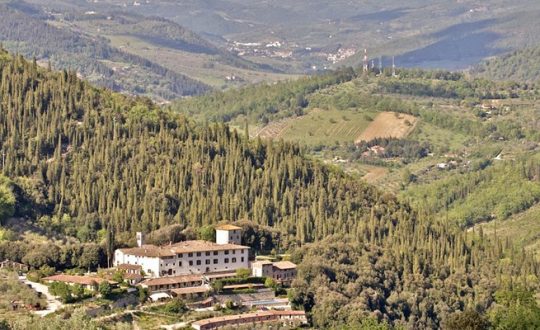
[472,46,540,82]
[38,0,540,71]
[0,1,210,100]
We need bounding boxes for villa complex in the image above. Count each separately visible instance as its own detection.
[114,225,250,278]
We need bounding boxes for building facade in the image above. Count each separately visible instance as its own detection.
[114,225,249,278]
[251,260,297,285]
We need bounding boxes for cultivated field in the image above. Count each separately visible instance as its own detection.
[355,112,418,143]
[280,109,377,146]
[253,108,377,146]
[255,118,297,140]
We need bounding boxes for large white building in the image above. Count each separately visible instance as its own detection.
[114,225,249,278]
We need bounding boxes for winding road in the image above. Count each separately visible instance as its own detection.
[18,275,64,316]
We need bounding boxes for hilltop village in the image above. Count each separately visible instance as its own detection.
[2,225,305,329]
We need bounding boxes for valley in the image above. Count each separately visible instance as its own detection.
[0,1,539,328]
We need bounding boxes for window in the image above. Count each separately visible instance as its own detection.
[188,253,193,257]
[179,262,182,267]
[213,259,218,264]
[232,250,236,254]
[177,253,183,258]
[241,257,244,262]
[197,252,201,257]
[232,258,237,263]
[225,258,229,263]
[213,251,218,256]
[205,260,210,265]
[225,250,229,255]
[196,260,201,266]
[205,251,210,256]
[189,261,193,266]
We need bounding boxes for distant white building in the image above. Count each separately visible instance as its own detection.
[114,225,249,278]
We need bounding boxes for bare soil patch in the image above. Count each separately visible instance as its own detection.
[355,112,418,143]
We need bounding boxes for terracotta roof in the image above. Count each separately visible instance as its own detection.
[273,261,297,270]
[192,310,306,327]
[139,274,202,287]
[215,224,242,231]
[117,264,142,271]
[252,260,273,266]
[43,274,115,286]
[123,273,143,280]
[118,240,249,258]
[170,286,210,295]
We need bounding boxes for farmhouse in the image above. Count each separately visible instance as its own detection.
[251,260,297,285]
[191,310,307,330]
[117,264,143,285]
[114,225,249,278]
[42,274,116,291]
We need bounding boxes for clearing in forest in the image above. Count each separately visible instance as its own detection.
[355,112,418,143]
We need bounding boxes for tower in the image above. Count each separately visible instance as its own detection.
[392,56,397,77]
[363,49,368,73]
[136,232,144,247]
[378,56,382,75]
[215,225,242,245]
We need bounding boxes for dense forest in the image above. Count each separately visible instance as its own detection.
[174,67,358,123]
[0,50,538,328]
[0,49,397,244]
[473,45,540,82]
[0,1,210,99]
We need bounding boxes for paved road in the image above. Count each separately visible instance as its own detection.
[18,275,63,316]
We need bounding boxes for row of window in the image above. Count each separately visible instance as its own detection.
[179,249,244,258]
[162,257,245,268]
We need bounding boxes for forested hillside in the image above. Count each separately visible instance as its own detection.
[0,49,397,244]
[174,64,540,266]
[0,50,538,329]
[0,1,210,100]
[473,45,540,82]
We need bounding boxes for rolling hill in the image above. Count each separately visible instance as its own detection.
[174,65,540,259]
[0,0,293,100]
[472,45,540,82]
[27,0,540,71]
[0,48,538,329]
[0,1,210,100]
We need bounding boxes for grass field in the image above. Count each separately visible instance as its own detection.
[409,120,470,153]
[355,112,418,143]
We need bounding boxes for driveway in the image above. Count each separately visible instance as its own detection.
[18,275,63,316]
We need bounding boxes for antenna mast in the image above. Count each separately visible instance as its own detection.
[363,49,368,73]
